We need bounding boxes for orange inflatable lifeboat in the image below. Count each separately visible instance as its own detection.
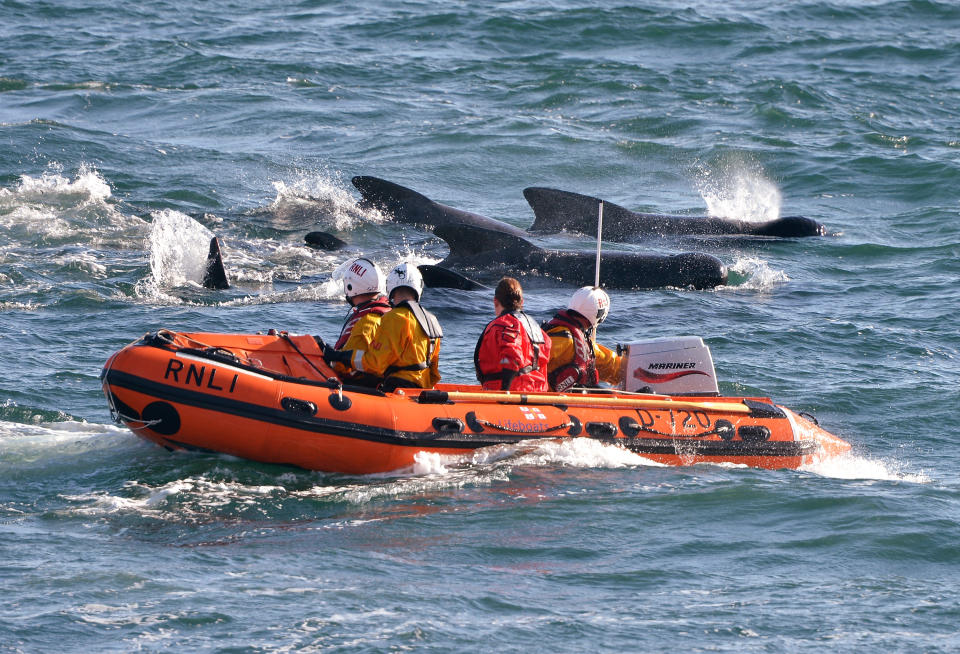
[100,330,851,474]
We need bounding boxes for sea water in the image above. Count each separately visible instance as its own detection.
[2,1,959,651]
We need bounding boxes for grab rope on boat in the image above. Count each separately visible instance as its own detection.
[280,331,333,381]
[628,423,727,439]
[101,349,163,428]
[470,415,574,434]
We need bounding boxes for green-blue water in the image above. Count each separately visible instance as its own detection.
[2,1,959,651]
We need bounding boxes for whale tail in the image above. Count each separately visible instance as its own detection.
[202,236,230,290]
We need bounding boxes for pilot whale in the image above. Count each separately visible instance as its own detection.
[352,176,726,290]
[432,223,727,290]
[523,187,826,239]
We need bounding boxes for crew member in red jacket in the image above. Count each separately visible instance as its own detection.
[473,277,550,392]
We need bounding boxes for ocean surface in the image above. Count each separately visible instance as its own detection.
[2,0,959,651]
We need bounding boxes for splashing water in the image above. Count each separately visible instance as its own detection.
[695,161,782,222]
[802,452,929,483]
[0,164,141,246]
[724,256,790,290]
[145,209,215,288]
[412,438,665,477]
[266,170,385,231]
[0,164,112,208]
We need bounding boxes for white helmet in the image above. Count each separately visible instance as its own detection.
[568,286,610,327]
[386,262,424,302]
[342,258,384,299]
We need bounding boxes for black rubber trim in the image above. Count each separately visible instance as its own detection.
[106,369,530,449]
[743,399,786,419]
[105,369,816,459]
[617,437,816,458]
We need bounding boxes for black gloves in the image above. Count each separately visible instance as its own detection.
[321,344,353,366]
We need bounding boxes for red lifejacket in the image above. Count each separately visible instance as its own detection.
[473,311,548,392]
[334,296,391,350]
[543,310,599,391]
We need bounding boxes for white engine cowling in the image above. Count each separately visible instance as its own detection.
[620,336,720,396]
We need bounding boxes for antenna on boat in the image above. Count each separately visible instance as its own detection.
[594,200,604,287]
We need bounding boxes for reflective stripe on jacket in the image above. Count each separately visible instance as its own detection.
[359,302,441,389]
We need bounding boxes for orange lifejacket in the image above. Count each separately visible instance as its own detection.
[473,311,549,392]
[543,310,599,391]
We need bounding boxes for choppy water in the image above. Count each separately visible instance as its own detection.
[2,1,959,651]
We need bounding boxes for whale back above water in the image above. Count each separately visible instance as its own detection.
[433,223,727,290]
[352,175,528,237]
[523,187,826,239]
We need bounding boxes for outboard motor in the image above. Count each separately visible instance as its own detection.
[620,336,719,396]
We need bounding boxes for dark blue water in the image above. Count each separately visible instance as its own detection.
[2,1,959,651]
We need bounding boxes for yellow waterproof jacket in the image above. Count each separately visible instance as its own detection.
[545,325,624,385]
[333,310,385,380]
[357,304,441,389]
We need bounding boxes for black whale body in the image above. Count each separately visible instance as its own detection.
[523,187,826,239]
[352,176,727,290]
[434,224,727,290]
[353,175,529,238]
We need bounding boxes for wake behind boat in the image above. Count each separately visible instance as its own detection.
[101,330,851,473]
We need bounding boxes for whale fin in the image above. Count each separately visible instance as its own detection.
[304,231,347,250]
[418,264,488,290]
[524,187,633,234]
[202,236,230,290]
[352,175,436,223]
[433,223,544,263]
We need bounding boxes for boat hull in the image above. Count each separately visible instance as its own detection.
[101,331,851,474]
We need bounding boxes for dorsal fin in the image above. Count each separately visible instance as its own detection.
[524,187,634,234]
[433,223,543,261]
[201,236,229,290]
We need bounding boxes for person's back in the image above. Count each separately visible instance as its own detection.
[544,286,622,391]
[474,277,549,392]
[365,291,442,391]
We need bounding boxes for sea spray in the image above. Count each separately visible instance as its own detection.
[695,159,783,222]
[146,209,215,288]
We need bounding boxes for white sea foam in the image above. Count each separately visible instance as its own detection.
[408,438,664,478]
[0,164,145,247]
[478,437,664,469]
[801,452,930,483]
[0,163,112,206]
[723,256,790,291]
[0,418,137,470]
[61,475,288,518]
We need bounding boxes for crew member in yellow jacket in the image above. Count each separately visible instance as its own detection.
[323,262,442,392]
[328,257,392,387]
[543,286,624,391]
